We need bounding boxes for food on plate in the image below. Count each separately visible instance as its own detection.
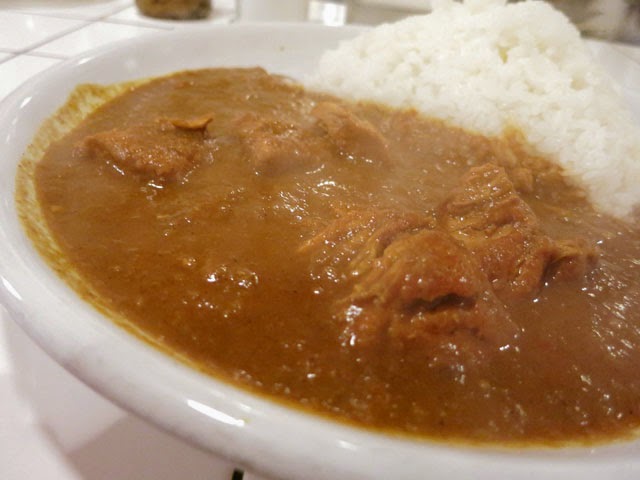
[16,0,640,445]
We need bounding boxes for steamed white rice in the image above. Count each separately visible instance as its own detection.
[309,0,640,218]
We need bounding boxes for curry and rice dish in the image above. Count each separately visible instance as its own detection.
[23,66,640,445]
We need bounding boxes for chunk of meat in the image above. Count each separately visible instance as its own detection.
[160,113,214,131]
[301,209,517,354]
[440,163,597,298]
[312,101,390,164]
[232,113,330,175]
[299,209,433,282]
[352,230,483,308]
[548,238,599,281]
[507,167,534,193]
[339,230,518,350]
[77,121,206,180]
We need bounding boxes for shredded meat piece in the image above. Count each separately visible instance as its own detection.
[351,230,483,308]
[440,163,597,297]
[302,209,518,353]
[77,121,206,179]
[232,113,330,175]
[340,230,518,349]
[299,209,433,282]
[312,101,390,164]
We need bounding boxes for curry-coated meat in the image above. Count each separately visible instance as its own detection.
[76,120,207,180]
[231,112,331,175]
[340,229,518,349]
[312,101,391,164]
[440,163,597,298]
[299,208,433,282]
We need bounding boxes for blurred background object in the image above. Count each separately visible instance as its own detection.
[236,0,430,24]
[239,0,639,44]
[519,0,640,44]
[345,0,429,24]
[344,0,640,42]
[135,0,211,19]
[236,0,310,22]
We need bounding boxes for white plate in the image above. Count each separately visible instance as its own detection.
[1,24,640,480]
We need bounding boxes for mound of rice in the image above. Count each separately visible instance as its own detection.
[309,0,640,218]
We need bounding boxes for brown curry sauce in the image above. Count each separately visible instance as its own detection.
[31,68,640,444]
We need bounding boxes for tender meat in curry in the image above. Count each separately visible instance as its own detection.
[341,229,518,350]
[231,112,330,175]
[33,68,640,444]
[440,163,598,298]
[312,101,391,164]
[79,118,211,180]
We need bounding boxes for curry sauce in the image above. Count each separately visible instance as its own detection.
[30,68,640,444]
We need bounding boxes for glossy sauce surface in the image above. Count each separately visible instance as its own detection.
[34,68,640,444]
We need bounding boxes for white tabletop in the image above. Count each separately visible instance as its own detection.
[1,2,639,480]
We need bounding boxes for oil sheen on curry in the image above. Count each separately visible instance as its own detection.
[33,68,640,444]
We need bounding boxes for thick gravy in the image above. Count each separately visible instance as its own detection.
[30,68,640,444]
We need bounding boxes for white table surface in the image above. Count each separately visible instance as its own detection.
[1,2,640,480]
